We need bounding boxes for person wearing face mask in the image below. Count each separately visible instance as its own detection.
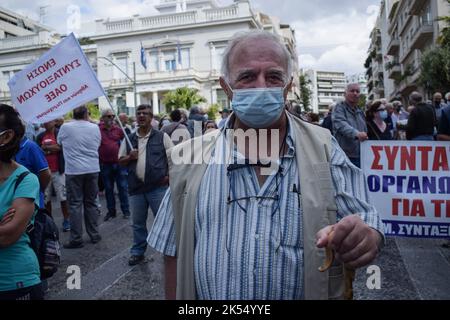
[365,100,393,140]
[147,30,384,300]
[0,104,42,300]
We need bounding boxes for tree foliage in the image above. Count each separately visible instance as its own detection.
[299,74,312,112]
[419,47,450,93]
[162,87,207,113]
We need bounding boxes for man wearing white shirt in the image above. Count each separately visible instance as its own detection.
[57,105,102,248]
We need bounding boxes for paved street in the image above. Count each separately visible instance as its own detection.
[45,195,450,300]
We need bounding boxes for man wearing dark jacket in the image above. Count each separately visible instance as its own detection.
[118,104,174,266]
[406,92,436,141]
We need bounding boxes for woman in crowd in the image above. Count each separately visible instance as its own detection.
[365,100,393,140]
[0,104,42,300]
[203,120,218,134]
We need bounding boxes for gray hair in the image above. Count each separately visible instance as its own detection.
[346,83,361,91]
[101,109,114,117]
[409,91,423,105]
[221,30,293,85]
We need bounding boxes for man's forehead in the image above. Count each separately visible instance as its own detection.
[229,39,286,70]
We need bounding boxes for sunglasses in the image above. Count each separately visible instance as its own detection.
[104,115,114,118]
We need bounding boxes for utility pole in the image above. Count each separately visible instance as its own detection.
[98,56,137,112]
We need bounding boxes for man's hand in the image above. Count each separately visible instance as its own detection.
[0,208,16,226]
[316,214,382,269]
[129,149,138,161]
[355,132,368,142]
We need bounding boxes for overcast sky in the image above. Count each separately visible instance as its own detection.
[1,0,380,75]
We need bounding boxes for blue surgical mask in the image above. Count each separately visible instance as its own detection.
[230,86,286,128]
[379,110,388,120]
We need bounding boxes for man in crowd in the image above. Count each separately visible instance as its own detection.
[58,105,102,248]
[118,104,173,266]
[99,109,131,221]
[432,92,446,122]
[161,109,191,146]
[15,133,51,209]
[406,92,436,141]
[118,113,133,135]
[147,30,383,300]
[332,83,368,168]
[321,103,334,133]
[218,108,231,129]
[37,120,70,231]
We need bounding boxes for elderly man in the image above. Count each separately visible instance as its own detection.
[433,92,446,122]
[332,83,367,168]
[147,30,383,300]
[118,113,132,135]
[58,105,102,248]
[99,109,130,221]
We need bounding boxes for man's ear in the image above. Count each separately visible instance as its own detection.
[285,77,293,99]
[219,77,233,101]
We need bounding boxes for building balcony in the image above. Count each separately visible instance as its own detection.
[0,31,58,52]
[94,3,250,37]
[386,38,400,55]
[387,63,401,79]
[410,20,433,50]
[409,0,426,15]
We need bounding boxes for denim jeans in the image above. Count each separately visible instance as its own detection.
[129,186,168,256]
[100,163,130,216]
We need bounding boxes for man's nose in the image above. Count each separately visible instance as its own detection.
[254,74,268,88]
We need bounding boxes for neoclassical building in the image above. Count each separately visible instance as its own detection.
[0,0,300,116]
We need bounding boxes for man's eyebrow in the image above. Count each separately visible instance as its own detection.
[235,69,255,80]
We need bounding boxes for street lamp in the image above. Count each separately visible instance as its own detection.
[98,56,137,110]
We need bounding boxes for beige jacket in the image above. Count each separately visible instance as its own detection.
[168,112,345,300]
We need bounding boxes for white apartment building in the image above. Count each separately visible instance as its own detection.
[366,0,449,103]
[0,0,300,116]
[0,7,60,104]
[305,69,346,114]
[347,73,368,96]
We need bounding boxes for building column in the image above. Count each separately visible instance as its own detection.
[152,91,159,115]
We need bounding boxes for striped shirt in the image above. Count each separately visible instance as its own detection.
[148,117,383,300]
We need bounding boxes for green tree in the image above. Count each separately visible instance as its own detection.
[419,1,450,92]
[162,87,207,113]
[64,103,100,121]
[358,93,367,109]
[299,74,312,112]
[207,103,220,121]
[419,47,450,93]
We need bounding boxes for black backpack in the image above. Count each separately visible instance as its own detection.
[14,171,61,279]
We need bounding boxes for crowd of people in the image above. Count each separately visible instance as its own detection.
[0,29,448,300]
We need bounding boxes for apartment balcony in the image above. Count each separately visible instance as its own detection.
[411,20,434,50]
[387,63,401,79]
[0,31,58,52]
[387,38,400,55]
[410,0,426,15]
[94,4,249,37]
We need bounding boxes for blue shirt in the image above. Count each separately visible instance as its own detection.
[148,116,384,300]
[0,165,41,291]
[15,137,49,208]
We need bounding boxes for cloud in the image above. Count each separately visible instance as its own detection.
[1,0,379,75]
[294,4,379,75]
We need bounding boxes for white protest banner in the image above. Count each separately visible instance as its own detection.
[8,33,104,123]
[361,140,450,238]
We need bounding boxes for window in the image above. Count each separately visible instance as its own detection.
[113,54,129,80]
[150,50,159,72]
[162,50,176,71]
